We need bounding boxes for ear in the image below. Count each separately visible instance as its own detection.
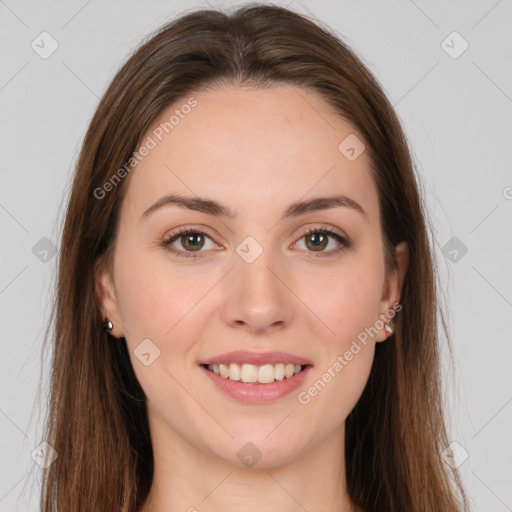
[94,256,125,338]
[375,241,409,342]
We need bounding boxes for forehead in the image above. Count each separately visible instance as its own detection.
[122,84,380,227]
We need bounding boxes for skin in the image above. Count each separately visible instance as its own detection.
[95,83,409,512]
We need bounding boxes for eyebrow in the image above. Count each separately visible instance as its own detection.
[140,193,368,222]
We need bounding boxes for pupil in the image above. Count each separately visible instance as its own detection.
[185,234,202,250]
[310,233,326,249]
[310,233,325,248]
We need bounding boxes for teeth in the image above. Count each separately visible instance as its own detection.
[258,364,274,384]
[241,364,258,383]
[206,362,305,383]
[228,363,241,381]
[219,363,229,378]
[274,363,285,381]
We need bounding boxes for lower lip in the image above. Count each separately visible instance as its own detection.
[200,365,312,403]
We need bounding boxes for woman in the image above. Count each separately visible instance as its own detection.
[40,4,470,511]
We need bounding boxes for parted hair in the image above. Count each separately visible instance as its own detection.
[39,4,469,511]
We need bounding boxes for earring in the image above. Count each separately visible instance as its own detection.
[384,321,394,337]
[103,319,114,331]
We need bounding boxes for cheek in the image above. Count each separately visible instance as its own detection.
[300,258,384,348]
[296,257,382,397]
[113,245,206,341]
[303,341,375,430]
[296,277,378,428]
[113,249,210,403]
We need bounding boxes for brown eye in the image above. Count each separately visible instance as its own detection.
[180,232,205,251]
[161,228,216,259]
[305,232,329,251]
[295,227,350,257]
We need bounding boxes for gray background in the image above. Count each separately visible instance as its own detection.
[1,0,511,510]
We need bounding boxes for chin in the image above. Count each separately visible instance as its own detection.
[204,425,312,470]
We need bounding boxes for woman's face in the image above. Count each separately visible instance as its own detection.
[96,83,407,468]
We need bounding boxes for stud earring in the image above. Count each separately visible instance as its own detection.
[384,321,394,337]
[103,319,114,331]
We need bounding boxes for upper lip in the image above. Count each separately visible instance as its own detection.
[200,350,313,366]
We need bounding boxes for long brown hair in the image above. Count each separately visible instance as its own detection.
[38,4,470,511]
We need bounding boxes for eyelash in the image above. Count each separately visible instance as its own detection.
[160,226,350,259]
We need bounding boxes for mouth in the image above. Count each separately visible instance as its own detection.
[198,351,313,403]
[201,362,311,384]
[199,350,313,404]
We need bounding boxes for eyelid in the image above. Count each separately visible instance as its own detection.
[160,225,222,259]
[163,224,217,240]
[162,223,349,243]
[291,225,350,256]
[295,224,350,243]
[161,223,350,258]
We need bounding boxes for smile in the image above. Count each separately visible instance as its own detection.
[199,350,313,403]
[204,362,306,384]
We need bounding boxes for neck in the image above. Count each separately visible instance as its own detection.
[138,419,358,512]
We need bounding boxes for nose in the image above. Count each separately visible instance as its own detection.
[219,247,293,335]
